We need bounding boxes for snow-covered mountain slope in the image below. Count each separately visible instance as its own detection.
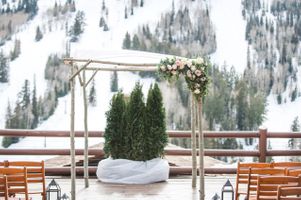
[209,0,248,74]
[0,0,300,156]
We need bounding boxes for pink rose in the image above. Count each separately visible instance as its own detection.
[195,70,202,76]
[172,64,177,70]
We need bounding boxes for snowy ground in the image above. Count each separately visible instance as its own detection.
[0,0,300,163]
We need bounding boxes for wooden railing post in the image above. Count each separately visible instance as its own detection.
[259,127,267,162]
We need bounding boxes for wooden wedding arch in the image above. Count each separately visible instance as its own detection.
[63,56,205,200]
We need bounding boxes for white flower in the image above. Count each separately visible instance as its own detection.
[167,65,172,70]
[195,69,202,76]
[196,57,204,64]
[194,89,200,94]
[187,60,192,68]
[195,83,200,87]
[171,70,177,75]
[172,64,177,70]
[191,65,196,71]
[179,62,185,69]
[160,65,166,71]
[187,70,192,77]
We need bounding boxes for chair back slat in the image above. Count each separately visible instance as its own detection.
[271,162,301,168]
[0,175,8,199]
[288,169,301,177]
[277,186,301,200]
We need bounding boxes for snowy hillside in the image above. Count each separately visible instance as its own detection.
[0,0,300,160]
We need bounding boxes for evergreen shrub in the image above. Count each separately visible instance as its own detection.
[103,82,167,161]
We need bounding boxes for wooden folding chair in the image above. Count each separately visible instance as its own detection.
[235,162,272,200]
[255,175,301,200]
[277,186,301,200]
[0,167,29,200]
[0,175,9,200]
[7,161,46,200]
[247,167,287,199]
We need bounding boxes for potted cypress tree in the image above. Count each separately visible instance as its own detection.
[97,82,169,184]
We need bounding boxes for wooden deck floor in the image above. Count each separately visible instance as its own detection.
[43,175,236,200]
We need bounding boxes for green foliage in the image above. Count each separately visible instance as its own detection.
[126,83,146,161]
[145,83,168,160]
[88,79,97,106]
[10,39,21,61]
[110,71,118,92]
[69,11,85,41]
[104,92,127,159]
[35,26,43,42]
[122,32,131,49]
[0,51,9,83]
[104,83,167,161]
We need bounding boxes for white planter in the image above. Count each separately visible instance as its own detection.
[96,157,169,184]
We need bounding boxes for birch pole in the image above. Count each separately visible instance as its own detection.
[70,64,76,200]
[83,70,89,188]
[198,98,205,200]
[191,94,197,188]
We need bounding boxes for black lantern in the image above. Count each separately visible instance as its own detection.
[46,179,61,200]
[60,193,70,200]
[221,179,234,200]
[212,193,220,200]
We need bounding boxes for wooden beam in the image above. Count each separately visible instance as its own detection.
[69,60,92,81]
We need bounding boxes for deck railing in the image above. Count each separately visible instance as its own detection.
[0,128,301,176]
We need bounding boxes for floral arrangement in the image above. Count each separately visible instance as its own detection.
[158,57,210,100]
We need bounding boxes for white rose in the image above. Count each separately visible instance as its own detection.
[172,64,177,70]
[167,65,172,70]
[194,89,200,94]
[191,65,196,71]
[187,70,192,77]
[160,65,166,71]
[171,70,177,75]
[196,57,204,64]
[187,60,192,68]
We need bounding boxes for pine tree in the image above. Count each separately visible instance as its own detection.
[110,71,118,92]
[99,16,105,27]
[35,26,43,42]
[145,83,167,160]
[126,82,145,161]
[103,23,109,31]
[291,117,300,132]
[236,81,248,131]
[124,6,128,19]
[140,0,144,7]
[31,77,39,128]
[0,51,9,83]
[122,32,131,49]
[104,92,127,159]
[69,11,85,40]
[132,34,140,50]
[88,79,97,106]
[10,39,21,61]
[288,117,300,157]
[19,80,31,110]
